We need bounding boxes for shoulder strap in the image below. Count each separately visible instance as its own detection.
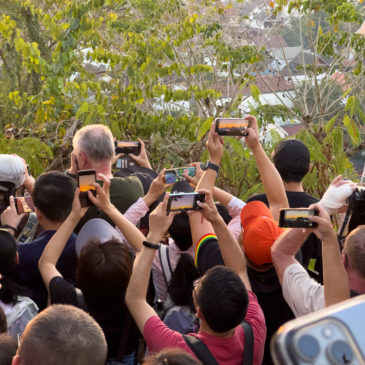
[241,320,254,365]
[17,212,38,244]
[182,335,219,365]
[159,244,173,285]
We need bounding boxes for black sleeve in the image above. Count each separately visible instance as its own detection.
[197,238,224,276]
[49,276,78,307]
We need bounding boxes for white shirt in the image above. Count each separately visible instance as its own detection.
[282,262,325,317]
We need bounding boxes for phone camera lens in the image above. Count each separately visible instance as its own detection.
[328,340,353,364]
[295,334,320,362]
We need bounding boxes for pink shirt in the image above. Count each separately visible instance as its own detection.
[143,291,266,365]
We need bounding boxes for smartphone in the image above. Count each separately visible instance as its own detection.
[115,140,141,155]
[215,118,250,136]
[77,170,96,207]
[14,196,35,214]
[164,166,196,184]
[271,295,365,365]
[279,209,319,228]
[167,192,205,214]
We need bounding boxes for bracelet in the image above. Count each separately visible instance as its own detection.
[142,240,160,250]
[1,224,18,235]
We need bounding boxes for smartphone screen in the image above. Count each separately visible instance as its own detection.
[15,196,35,214]
[215,118,250,136]
[115,141,140,155]
[77,170,96,207]
[78,173,96,192]
[164,166,196,184]
[167,192,205,213]
[279,209,318,228]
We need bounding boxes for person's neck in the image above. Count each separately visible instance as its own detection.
[199,320,235,338]
[283,181,304,192]
[39,219,62,231]
[83,161,113,179]
[347,269,365,294]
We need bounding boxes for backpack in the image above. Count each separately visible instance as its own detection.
[183,320,254,365]
[157,244,197,334]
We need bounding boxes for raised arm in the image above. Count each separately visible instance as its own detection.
[189,122,223,249]
[197,189,251,290]
[125,194,176,333]
[243,116,288,221]
[271,228,310,285]
[309,204,350,307]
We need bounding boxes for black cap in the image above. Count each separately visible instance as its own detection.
[273,139,310,180]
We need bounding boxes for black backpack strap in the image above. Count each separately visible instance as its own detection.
[182,335,219,365]
[241,320,254,365]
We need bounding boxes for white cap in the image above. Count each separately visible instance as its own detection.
[0,154,25,190]
[75,218,124,257]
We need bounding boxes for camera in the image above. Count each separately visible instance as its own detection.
[348,187,365,233]
[279,209,319,228]
[77,170,97,207]
[164,166,196,184]
[271,295,365,365]
[167,192,205,214]
[215,118,250,136]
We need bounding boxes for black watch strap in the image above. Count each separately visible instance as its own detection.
[143,240,160,250]
[205,161,220,174]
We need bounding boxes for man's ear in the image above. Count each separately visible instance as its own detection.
[35,207,42,221]
[12,354,21,365]
[195,306,203,320]
[78,151,88,169]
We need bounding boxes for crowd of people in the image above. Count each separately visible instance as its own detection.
[0,116,364,365]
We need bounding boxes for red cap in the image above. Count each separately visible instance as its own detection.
[240,201,284,266]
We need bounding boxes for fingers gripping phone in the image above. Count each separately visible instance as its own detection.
[279,209,319,228]
[15,196,35,214]
[77,170,97,207]
[215,118,250,136]
[167,192,205,214]
[164,166,196,184]
[271,295,365,365]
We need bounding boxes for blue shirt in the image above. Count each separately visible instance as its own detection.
[17,230,77,310]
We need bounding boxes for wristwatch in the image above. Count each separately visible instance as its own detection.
[204,161,220,174]
[142,240,160,250]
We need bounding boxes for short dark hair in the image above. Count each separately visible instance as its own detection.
[197,266,249,333]
[273,139,310,183]
[0,229,22,305]
[143,348,202,365]
[76,239,133,315]
[0,334,17,365]
[18,304,107,365]
[32,172,76,223]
